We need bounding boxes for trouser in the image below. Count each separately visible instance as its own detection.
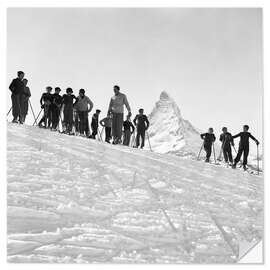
[51,105,60,129]
[39,105,52,127]
[112,112,123,143]
[105,127,112,142]
[11,94,21,121]
[204,144,212,160]
[123,130,131,146]
[234,145,249,166]
[78,111,89,136]
[91,124,98,139]
[20,97,29,123]
[63,107,73,132]
[136,129,146,148]
[223,146,233,163]
[74,111,79,132]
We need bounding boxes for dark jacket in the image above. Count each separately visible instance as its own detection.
[219,132,234,148]
[133,114,149,130]
[9,78,24,95]
[91,113,99,128]
[123,120,135,133]
[52,94,63,107]
[201,133,216,146]
[232,132,259,148]
[40,93,53,106]
[62,94,76,108]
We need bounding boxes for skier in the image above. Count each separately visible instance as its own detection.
[219,127,234,165]
[62,88,76,134]
[107,85,131,144]
[99,113,113,143]
[20,78,31,123]
[90,109,101,139]
[51,87,63,130]
[200,128,216,162]
[232,125,259,170]
[9,71,25,123]
[74,89,94,136]
[38,86,53,128]
[123,114,135,146]
[133,109,149,149]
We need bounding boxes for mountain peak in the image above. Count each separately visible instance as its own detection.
[160,91,171,100]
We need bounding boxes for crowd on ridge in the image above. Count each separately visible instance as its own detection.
[8,71,260,170]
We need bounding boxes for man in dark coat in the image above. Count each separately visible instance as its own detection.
[38,86,53,128]
[232,125,259,170]
[20,78,31,123]
[51,87,63,130]
[133,109,150,149]
[123,115,135,146]
[200,128,216,162]
[90,109,101,139]
[219,127,234,164]
[62,88,76,134]
[9,71,25,123]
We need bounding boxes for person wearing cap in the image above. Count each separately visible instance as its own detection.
[90,109,101,139]
[9,71,25,123]
[133,109,149,149]
[20,78,31,124]
[107,85,131,144]
[38,86,53,128]
[219,127,234,164]
[51,87,63,130]
[200,128,216,162]
[73,89,94,136]
[100,112,113,143]
[123,114,135,146]
[62,88,76,134]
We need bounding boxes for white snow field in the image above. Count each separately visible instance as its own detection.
[7,123,263,263]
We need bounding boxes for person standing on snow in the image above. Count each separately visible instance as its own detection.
[107,85,131,144]
[200,128,216,162]
[9,71,25,123]
[20,78,31,123]
[38,86,53,128]
[51,87,63,131]
[62,88,76,134]
[100,113,113,143]
[232,125,259,170]
[219,127,234,164]
[90,109,101,139]
[123,114,135,146]
[133,109,149,149]
[74,89,93,137]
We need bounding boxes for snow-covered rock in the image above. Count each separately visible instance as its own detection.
[147,91,201,157]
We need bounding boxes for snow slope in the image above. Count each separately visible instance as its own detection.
[7,123,263,263]
[147,91,202,157]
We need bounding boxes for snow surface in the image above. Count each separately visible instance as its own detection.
[7,123,263,263]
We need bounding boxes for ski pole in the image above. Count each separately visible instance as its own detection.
[146,131,152,152]
[28,100,36,122]
[213,143,217,164]
[7,106,12,117]
[197,143,204,160]
[98,128,103,142]
[232,145,237,154]
[257,144,260,175]
[33,109,42,126]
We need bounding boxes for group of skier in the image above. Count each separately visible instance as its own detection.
[9,71,150,149]
[200,125,260,170]
[9,71,261,168]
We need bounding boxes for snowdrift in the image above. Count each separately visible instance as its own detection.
[7,123,263,263]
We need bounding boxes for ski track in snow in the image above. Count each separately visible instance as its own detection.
[7,123,263,263]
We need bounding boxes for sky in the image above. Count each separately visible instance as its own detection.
[6,8,263,153]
